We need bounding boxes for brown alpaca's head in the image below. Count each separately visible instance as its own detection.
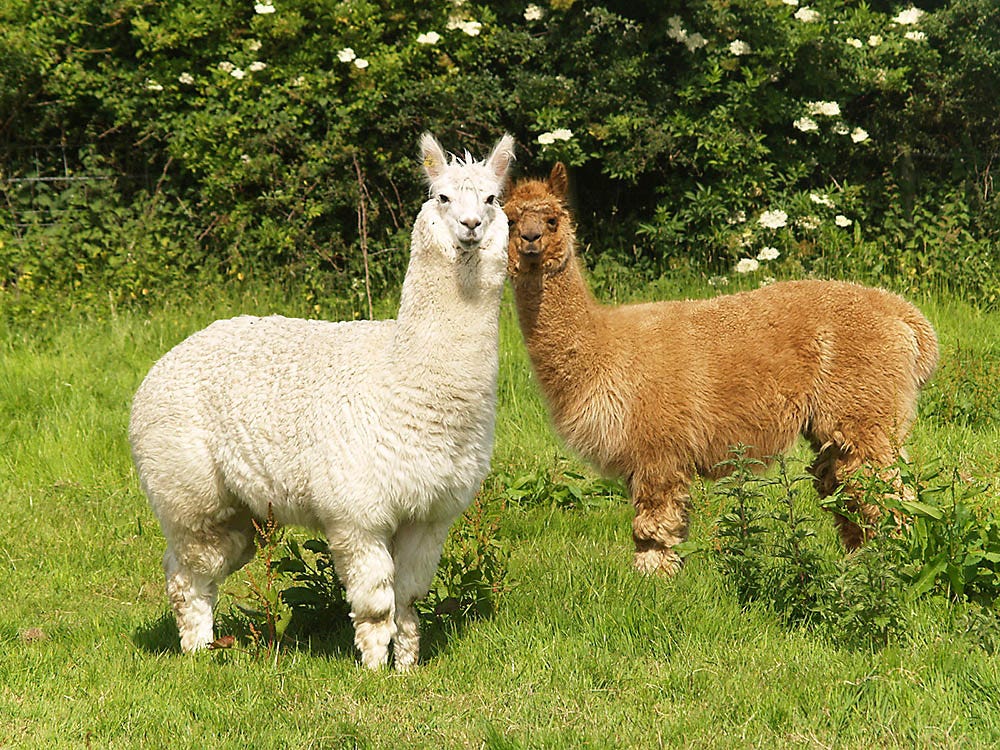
[505,162,574,279]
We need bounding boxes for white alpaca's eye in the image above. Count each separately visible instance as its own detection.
[438,194,450,204]
[485,195,496,205]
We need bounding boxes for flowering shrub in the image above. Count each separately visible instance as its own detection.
[0,0,998,312]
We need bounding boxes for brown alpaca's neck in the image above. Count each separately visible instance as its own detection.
[512,252,607,408]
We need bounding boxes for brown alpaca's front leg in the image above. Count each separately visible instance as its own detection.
[630,477,691,575]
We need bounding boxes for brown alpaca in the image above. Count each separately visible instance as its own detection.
[505,163,939,574]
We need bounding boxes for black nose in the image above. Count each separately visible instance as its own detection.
[520,230,541,243]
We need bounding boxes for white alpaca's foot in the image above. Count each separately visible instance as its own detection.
[392,607,421,672]
[354,617,396,669]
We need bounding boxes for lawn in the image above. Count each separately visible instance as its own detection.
[2,283,999,749]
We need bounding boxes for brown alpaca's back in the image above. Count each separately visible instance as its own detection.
[505,163,938,574]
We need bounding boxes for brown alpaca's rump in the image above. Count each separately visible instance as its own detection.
[505,163,939,575]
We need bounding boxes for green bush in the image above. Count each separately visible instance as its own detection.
[1,0,998,313]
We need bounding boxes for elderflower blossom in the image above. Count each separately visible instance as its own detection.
[145,79,163,91]
[807,101,841,117]
[794,117,819,132]
[537,129,573,145]
[846,37,863,48]
[448,18,482,36]
[726,210,747,225]
[905,30,927,41]
[230,67,246,79]
[524,4,544,21]
[794,7,820,22]
[218,61,235,72]
[178,72,194,85]
[798,215,821,230]
[353,58,369,69]
[810,193,834,208]
[248,39,262,52]
[757,247,780,261]
[833,122,850,136]
[783,0,799,5]
[666,16,687,43]
[254,3,276,14]
[851,127,870,143]
[868,35,883,46]
[685,32,707,51]
[729,40,752,56]
[835,214,853,227]
[248,61,267,72]
[736,258,760,274]
[417,31,441,45]
[758,210,788,229]
[337,47,356,63]
[893,7,925,25]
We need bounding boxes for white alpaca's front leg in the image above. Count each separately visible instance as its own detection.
[328,530,397,669]
[391,520,453,671]
[164,550,217,652]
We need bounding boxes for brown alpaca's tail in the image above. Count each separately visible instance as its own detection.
[905,309,939,388]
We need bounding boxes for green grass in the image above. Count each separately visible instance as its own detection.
[3,283,1000,748]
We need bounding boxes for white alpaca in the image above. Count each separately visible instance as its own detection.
[129,132,515,670]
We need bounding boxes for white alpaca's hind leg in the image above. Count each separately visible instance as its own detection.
[328,530,397,669]
[165,548,218,652]
[391,520,452,671]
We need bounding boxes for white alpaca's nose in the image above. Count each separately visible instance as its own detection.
[461,215,482,231]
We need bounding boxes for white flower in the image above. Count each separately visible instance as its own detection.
[416,31,441,45]
[735,258,760,274]
[850,127,870,143]
[833,122,850,135]
[448,18,482,36]
[726,210,747,225]
[248,39,262,52]
[729,40,752,56]
[757,247,780,261]
[760,276,776,287]
[905,30,927,41]
[806,101,841,117]
[291,75,306,86]
[353,58,369,69]
[254,3,276,14]
[337,47,357,63]
[834,214,853,227]
[230,67,245,79]
[868,34,882,46]
[145,79,163,91]
[524,4,544,21]
[893,7,925,25]
[783,0,799,5]
[794,7,820,22]
[248,61,267,72]
[684,32,707,51]
[758,210,788,229]
[218,61,235,72]
[537,129,573,145]
[178,72,194,85]
[798,215,821,230]
[241,154,251,163]
[666,16,687,43]
[846,37,863,48]
[708,276,730,287]
[810,193,834,208]
[794,117,819,132]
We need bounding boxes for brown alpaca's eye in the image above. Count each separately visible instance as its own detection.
[547,217,558,230]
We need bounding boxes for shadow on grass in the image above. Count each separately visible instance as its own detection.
[131,606,488,666]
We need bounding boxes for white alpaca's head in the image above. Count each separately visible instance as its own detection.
[419,132,515,252]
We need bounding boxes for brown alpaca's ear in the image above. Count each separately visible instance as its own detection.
[548,162,569,200]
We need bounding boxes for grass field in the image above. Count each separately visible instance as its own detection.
[3,282,1000,748]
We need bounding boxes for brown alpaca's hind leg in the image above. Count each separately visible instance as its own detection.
[630,476,691,575]
[808,439,888,552]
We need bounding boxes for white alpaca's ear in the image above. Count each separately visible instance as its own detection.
[486,134,516,186]
[420,132,449,182]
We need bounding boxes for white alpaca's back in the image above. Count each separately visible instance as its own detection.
[130,132,516,669]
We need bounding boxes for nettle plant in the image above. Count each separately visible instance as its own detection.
[681,448,1000,649]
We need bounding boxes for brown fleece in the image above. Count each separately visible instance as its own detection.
[506,163,939,573]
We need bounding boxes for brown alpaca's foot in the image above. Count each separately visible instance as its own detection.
[633,544,683,576]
